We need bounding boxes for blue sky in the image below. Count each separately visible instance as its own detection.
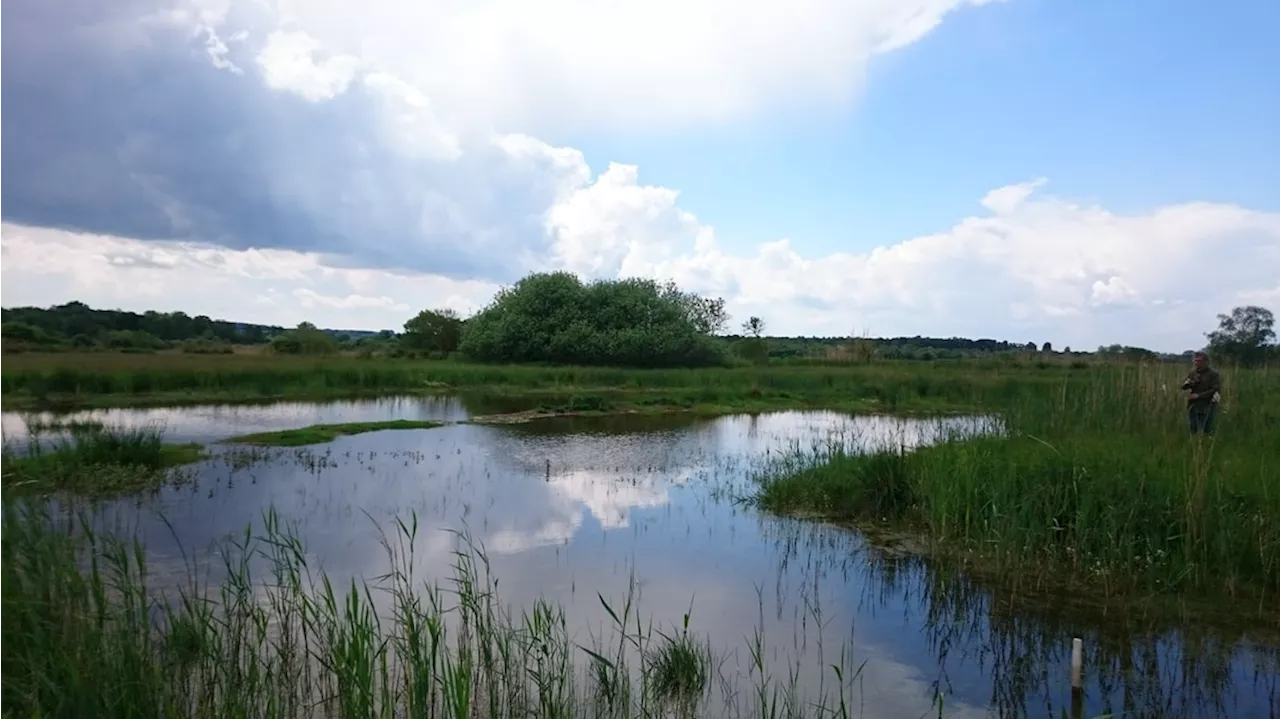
[2,0,1278,350]
[560,0,1280,256]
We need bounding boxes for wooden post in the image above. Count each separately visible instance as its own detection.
[1071,637,1083,690]
[1070,637,1084,718]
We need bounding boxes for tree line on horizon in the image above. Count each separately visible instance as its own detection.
[2,274,1276,368]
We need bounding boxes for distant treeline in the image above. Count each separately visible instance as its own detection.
[0,302,385,355]
[752,336,1197,363]
[4,286,1272,368]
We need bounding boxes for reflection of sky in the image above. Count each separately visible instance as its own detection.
[27,403,1276,718]
[0,395,473,445]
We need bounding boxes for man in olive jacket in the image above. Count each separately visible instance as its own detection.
[1181,351,1222,435]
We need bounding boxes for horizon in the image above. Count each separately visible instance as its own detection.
[3,0,1278,353]
[0,296,1215,354]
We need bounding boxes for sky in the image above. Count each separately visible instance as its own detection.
[2,0,1278,352]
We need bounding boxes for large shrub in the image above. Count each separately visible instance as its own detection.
[402,308,464,353]
[459,273,727,367]
[270,322,337,356]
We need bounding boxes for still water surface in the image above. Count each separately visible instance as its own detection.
[4,397,1276,718]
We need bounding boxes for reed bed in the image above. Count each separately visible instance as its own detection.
[753,364,1280,598]
[0,502,873,719]
[1,423,203,494]
[1,352,1089,412]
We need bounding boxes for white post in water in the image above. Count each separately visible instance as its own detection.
[1071,637,1083,692]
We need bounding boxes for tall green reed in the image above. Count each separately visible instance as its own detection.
[1,422,200,494]
[752,364,1280,598]
[1,501,869,719]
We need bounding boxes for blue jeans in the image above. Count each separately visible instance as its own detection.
[1188,403,1217,435]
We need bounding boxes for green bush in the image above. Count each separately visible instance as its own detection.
[270,323,337,355]
[459,273,727,368]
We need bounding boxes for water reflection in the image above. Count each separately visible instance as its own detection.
[1,395,474,445]
[17,402,1276,717]
[849,537,1280,716]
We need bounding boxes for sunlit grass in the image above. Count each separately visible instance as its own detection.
[221,419,446,447]
[752,364,1280,598]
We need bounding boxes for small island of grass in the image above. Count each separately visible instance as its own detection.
[221,420,446,447]
[1,424,207,495]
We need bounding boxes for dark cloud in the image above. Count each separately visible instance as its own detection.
[1,0,559,283]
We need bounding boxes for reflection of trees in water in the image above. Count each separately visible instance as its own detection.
[482,415,721,475]
[762,519,1280,719]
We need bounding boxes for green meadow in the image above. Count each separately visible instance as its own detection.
[3,349,1094,413]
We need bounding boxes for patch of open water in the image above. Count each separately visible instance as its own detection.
[3,397,1276,718]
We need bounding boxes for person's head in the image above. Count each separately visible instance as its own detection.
[1193,351,1209,370]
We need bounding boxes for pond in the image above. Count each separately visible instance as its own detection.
[3,397,1276,718]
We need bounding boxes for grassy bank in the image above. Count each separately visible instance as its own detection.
[0,502,871,719]
[1,423,205,494]
[753,364,1280,599]
[222,420,446,447]
[1,351,1100,413]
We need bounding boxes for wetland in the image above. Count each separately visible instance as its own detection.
[3,392,1277,718]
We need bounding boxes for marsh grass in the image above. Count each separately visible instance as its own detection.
[0,352,1093,413]
[1,422,204,494]
[221,419,446,447]
[753,364,1280,598]
[0,502,878,719]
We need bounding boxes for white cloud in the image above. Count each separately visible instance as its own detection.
[0,223,498,330]
[5,0,1279,353]
[362,73,462,161]
[256,30,361,101]
[292,288,410,312]
[980,178,1047,215]
[7,173,1278,351]
[1089,276,1138,307]
[227,0,1005,132]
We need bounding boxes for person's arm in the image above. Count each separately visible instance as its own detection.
[1191,371,1222,400]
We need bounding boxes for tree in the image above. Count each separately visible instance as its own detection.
[459,272,725,367]
[403,308,463,353]
[1,301,282,347]
[659,281,729,335]
[732,317,768,364]
[271,322,337,355]
[1206,305,1276,367]
[1041,341,1053,353]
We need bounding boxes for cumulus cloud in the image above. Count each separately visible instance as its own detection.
[7,177,1278,350]
[0,223,498,329]
[255,29,361,102]
[1,0,1011,278]
[3,0,1278,351]
[1,0,564,282]
[255,0,1008,132]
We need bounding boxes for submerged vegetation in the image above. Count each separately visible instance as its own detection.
[222,420,445,447]
[752,363,1280,600]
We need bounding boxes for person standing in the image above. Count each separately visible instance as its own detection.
[1181,351,1222,435]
